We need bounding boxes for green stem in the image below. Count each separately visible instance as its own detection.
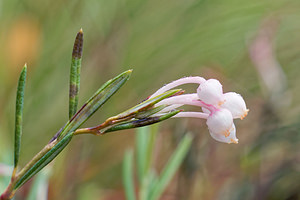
[0,140,58,200]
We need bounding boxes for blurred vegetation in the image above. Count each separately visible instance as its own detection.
[0,0,299,199]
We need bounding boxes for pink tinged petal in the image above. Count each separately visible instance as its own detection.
[156,93,216,113]
[206,109,233,137]
[209,123,238,144]
[157,94,198,106]
[150,76,206,98]
[172,111,209,119]
[197,79,224,105]
[221,92,249,119]
[158,104,183,113]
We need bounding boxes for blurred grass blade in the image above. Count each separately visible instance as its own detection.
[15,134,72,189]
[69,29,83,119]
[137,126,159,200]
[116,89,182,119]
[140,169,158,200]
[58,70,132,139]
[149,134,193,200]
[136,127,150,182]
[102,110,180,133]
[123,150,136,200]
[14,64,27,170]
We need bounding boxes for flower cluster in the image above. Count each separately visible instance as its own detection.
[150,77,249,144]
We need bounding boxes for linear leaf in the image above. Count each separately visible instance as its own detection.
[14,64,27,169]
[15,134,73,189]
[149,134,193,200]
[69,29,83,119]
[116,89,181,119]
[102,110,180,133]
[135,105,167,119]
[123,150,136,200]
[58,70,132,139]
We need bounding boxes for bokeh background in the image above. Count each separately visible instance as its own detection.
[0,0,300,199]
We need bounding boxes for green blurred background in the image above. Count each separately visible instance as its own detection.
[0,0,299,199]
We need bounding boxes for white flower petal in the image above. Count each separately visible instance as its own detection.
[206,109,233,137]
[221,92,249,119]
[209,123,238,144]
[197,79,224,105]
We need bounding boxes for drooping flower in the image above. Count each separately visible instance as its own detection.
[150,76,248,144]
[221,92,249,119]
[197,79,224,105]
[206,109,233,137]
[209,123,238,144]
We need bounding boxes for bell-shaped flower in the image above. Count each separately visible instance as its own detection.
[209,123,238,144]
[197,79,224,105]
[147,76,248,144]
[221,92,249,119]
[206,109,233,137]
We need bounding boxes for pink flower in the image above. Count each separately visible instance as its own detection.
[221,92,249,119]
[197,79,224,105]
[151,76,248,144]
[206,109,233,138]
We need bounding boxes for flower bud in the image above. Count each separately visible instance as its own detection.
[197,79,224,105]
[206,109,233,137]
[221,92,249,119]
[209,123,238,144]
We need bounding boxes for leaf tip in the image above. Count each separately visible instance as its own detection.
[126,69,133,76]
[72,30,84,58]
[23,63,27,71]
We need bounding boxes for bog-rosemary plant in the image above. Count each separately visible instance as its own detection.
[0,30,248,200]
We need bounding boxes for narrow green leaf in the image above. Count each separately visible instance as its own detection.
[69,29,83,119]
[116,89,181,119]
[14,134,72,189]
[102,110,180,133]
[14,64,27,169]
[149,134,193,200]
[135,105,167,119]
[123,150,136,200]
[58,70,132,139]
